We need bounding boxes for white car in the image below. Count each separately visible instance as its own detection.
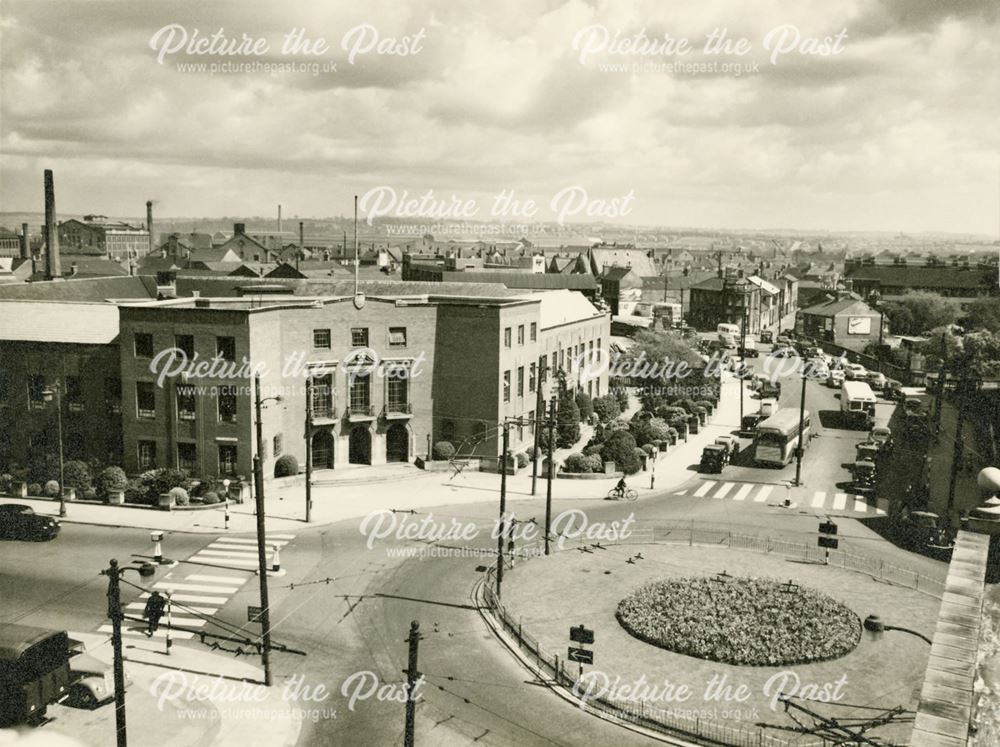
[806,359,829,380]
[844,363,868,380]
[827,369,846,388]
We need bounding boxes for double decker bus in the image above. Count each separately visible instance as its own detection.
[0,624,73,725]
[754,408,811,467]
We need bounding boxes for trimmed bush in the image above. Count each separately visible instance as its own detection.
[44,480,60,497]
[432,441,456,460]
[574,392,594,421]
[583,444,603,457]
[514,452,529,469]
[631,416,671,447]
[614,388,630,410]
[584,453,605,473]
[97,466,128,496]
[592,395,621,424]
[0,474,12,494]
[202,492,221,505]
[600,430,642,475]
[633,447,647,466]
[28,483,42,496]
[274,454,299,478]
[556,371,581,448]
[63,460,92,491]
[82,487,98,501]
[563,453,594,473]
[641,443,656,456]
[169,486,190,506]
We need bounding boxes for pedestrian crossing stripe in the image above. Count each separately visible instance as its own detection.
[211,537,292,545]
[811,492,825,508]
[832,493,847,510]
[97,624,194,640]
[126,602,218,615]
[185,574,246,584]
[732,484,754,501]
[693,482,713,497]
[714,483,735,499]
[141,592,229,605]
[681,482,886,515]
[153,582,242,594]
[754,485,773,503]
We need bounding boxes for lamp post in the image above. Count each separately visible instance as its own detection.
[222,478,231,530]
[41,383,66,517]
[794,363,807,487]
[253,375,282,687]
[869,290,884,373]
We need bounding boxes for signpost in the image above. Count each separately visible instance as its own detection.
[568,624,594,677]
[567,647,594,665]
[247,605,263,624]
[818,521,839,563]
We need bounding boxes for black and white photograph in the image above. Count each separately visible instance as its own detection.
[1,1,999,746]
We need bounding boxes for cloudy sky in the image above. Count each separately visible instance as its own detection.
[1,0,998,234]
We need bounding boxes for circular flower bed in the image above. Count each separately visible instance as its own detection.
[616,576,861,666]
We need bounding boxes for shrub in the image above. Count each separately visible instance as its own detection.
[45,480,61,496]
[556,371,581,448]
[62,460,92,491]
[642,443,656,456]
[432,441,456,460]
[274,454,299,478]
[536,429,554,456]
[143,468,188,498]
[583,444,603,457]
[631,416,671,447]
[600,430,641,475]
[574,392,594,421]
[169,486,190,506]
[614,388,630,410]
[0,474,12,494]
[592,395,621,423]
[633,447,647,466]
[202,492,221,505]
[514,452,529,469]
[563,453,593,473]
[83,487,98,500]
[28,483,42,496]
[124,478,146,504]
[585,454,605,473]
[607,418,630,432]
[97,466,128,496]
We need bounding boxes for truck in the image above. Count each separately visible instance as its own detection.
[759,398,779,418]
[841,381,877,430]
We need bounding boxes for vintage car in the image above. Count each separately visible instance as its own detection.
[699,445,727,474]
[740,413,764,437]
[64,643,133,709]
[0,505,60,541]
[869,426,893,453]
[714,435,739,459]
[844,363,868,381]
[759,330,773,344]
[885,379,904,401]
[865,371,888,392]
[827,369,846,388]
[855,441,881,465]
[898,509,953,551]
[851,459,877,493]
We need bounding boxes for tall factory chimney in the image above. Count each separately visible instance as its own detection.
[146,200,154,255]
[278,204,282,233]
[20,222,29,259]
[43,169,61,280]
[298,221,304,270]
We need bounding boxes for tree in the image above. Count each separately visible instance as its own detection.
[556,369,581,448]
[883,291,960,335]
[600,430,642,475]
[575,391,594,421]
[592,395,620,423]
[965,297,1000,334]
[631,416,670,447]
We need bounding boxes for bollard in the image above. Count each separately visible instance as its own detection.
[165,593,172,655]
[150,530,163,564]
[224,499,230,531]
[271,544,281,572]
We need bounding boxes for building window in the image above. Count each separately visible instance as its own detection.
[178,442,197,473]
[351,328,369,348]
[529,363,536,393]
[27,375,45,410]
[517,325,524,345]
[134,332,154,358]
[504,327,512,348]
[176,385,196,420]
[313,329,331,349]
[349,374,371,414]
[387,376,409,412]
[66,375,84,412]
[136,382,156,419]
[517,367,524,398]
[137,440,157,471]
[105,377,122,413]
[551,352,557,372]
[175,334,195,359]
[311,374,333,418]
[388,327,407,348]
[530,323,537,342]
[502,371,511,403]
[218,444,238,475]
[441,420,456,443]
[216,336,236,362]
[528,410,535,435]
[272,434,282,458]
[217,386,238,423]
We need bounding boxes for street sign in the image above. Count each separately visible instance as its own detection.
[818,536,839,550]
[569,625,595,645]
[568,647,594,664]
[819,521,838,536]
[247,605,263,623]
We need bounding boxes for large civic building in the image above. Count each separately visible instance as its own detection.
[0,276,609,483]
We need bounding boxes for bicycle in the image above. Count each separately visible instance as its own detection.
[606,487,638,501]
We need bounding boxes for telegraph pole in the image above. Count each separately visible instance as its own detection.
[103,559,127,747]
[530,357,547,496]
[304,376,313,523]
[933,334,947,440]
[497,422,510,597]
[794,366,807,487]
[253,375,273,686]
[739,307,747,423]
[946,366,972,530]
[544,398,556,556]
[403,620,421,747]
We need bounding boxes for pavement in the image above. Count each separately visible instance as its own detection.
[0,373,744,537]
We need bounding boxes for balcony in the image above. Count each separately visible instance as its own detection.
[311,404,337,423]
[346,403,376,421]
[383,402,412,419]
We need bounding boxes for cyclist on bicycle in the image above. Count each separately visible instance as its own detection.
[608,477,628,500]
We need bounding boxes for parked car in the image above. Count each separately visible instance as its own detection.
[699,445,727,474]
[776,335,792,348]
[806,358,830,380]
[844,363,868,381]
[760,330,773,344]
[0,505,60,541]
[885,379,904,401]
[865,371,887,391]
[851,460,877,493]
[827,369,846,388]
[741,339,759,358]
[855,441,881,466]
[740,413,764,437]
[899,509,953,551]
[869,426,893,453]
[64,642,133,709]
[771,346,796,359]
[714,435,739,459]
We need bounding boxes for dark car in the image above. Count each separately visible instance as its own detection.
[760,330,773,344]
[0,505,60,541]
[851,460,877,493]
[699,445,727,474]
[740,413,763,437]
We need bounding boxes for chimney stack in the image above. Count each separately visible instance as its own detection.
[234,222,245,235]
[146,201,154,255]
[20,223,29,259]
[278,204,282,233]
[298,221,304,271]
[43,169,61,280]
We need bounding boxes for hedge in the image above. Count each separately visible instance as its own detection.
[274,454,299,478]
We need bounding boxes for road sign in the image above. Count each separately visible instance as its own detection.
[247,605,263,623]
[818,536,839,550]
[819,521,838,536]
[568,647,594,664]
[569,625,594,645]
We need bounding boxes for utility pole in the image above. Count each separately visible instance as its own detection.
[253,375,273,687]
[403,620,421,747]
[530,357,547,496]
[946,366,972,530]
[794,366,807,487]
[497,422,509,597]
[544,398,556,556]
[304,376,313,523]
[103,559,127,747]
[933,334,947,440]
[739,307,747,423]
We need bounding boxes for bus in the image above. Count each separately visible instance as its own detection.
[754,408,811,467]
[0,624,73,725]
[841,381,876,430]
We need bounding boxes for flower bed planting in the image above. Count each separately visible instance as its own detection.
[616,576,861,666]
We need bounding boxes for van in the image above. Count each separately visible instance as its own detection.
[718,332,737,349]
[717,323,740,337]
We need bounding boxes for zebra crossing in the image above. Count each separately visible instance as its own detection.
[97,533,295,641]
[674,481,887,516]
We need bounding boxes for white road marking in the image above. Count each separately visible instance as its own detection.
[185,574,247,584]
[714,483,735,499]
[832,493,847,510]
[126,602,218,615]
[153,582,241,594]
[754,485,773,503]
[98,624,194,640]
[141,592,228,605]
[811,492,826,508]
[212,538,290,546]
[694,482,714,497]
[853,496,869,513]
[732,485,753,501]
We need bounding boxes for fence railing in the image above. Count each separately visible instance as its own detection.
[484,522,947,746]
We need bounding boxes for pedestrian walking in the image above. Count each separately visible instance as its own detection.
[144,590,166,636]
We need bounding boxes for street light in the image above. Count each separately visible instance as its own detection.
[222,478,231,530]
[41,383,66,518]
[868,290,885,373]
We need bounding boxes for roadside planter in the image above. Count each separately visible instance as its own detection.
[63,487,76,502]
[688,415,699,435]
[107,490,125,505]
[158,493,174,510]
[15,482,28,498]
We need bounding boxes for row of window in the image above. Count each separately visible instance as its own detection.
[503,323,538,348]
[12,375,122,413]
[137,441,247,475]
[313,327,407,350]
[134,333,236,361]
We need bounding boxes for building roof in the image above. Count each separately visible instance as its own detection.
[747,275,780,296]
[801,297,873,317]
[0,300,124,344]
[173,276,529,300]
[187,247,243,264]
[0,276,157,302]
[63,257,130,278]
[690,277,726,291]
[845,265,994,290]
[590,248,659,278]
[519,290,604,330]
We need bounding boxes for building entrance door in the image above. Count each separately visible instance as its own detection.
[349,426,371,465]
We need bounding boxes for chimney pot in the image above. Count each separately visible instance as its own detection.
[234,223,245,235]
